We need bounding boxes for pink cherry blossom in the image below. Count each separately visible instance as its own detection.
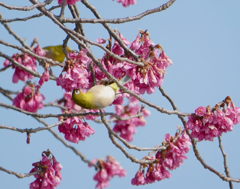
[186,97,240,141]
[56,50,91,92]
[131,170,145,185]
[128,31,173,94]
[38,69,50,87]
[4,45,44,83]
[113,100,150,141]
[29,150,62,189]
[13,84,45,113]
[58,0,80,5]
[92,156,126,189]
[132,130,191,185]
[114,0,137,7]
[58,117,95,143]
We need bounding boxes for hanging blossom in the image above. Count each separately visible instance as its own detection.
[56,50,91,92]
[38,69,50,88]
[90,156,126,189]
[58,0,80,5]
[29,150,62,189]
[128,31,173,94]
[186,96,240,141]
[132,130,191,185]
[4,45,45,83]
[58,116,95,143]
[113,98,150,141]
[13,84,45,113]
[114,0,137,7]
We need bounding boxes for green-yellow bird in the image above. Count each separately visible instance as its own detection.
[72,76,130,109]
[43,45,71,63]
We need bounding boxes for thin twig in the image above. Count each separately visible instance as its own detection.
[0,122,62,134]
[62,0,176,24]
[0,166,35,179]
[0,1,52,11]
[218,137,234,189]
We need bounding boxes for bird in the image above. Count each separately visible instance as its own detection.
[43,45,71,63]
[72,75,131,109]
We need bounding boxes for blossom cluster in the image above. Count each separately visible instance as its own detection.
[186,96,240,141]
[4,45,45,83]
[29,150,62,189]
[95,30,173,95]
[90,156,126,189]
[58,116,95,143]
[113,98,150,141]
[131,130,191,185]
[56,50,91,92]
[13,84,45,113]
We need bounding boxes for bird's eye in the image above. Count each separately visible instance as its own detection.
[74,89,80,94]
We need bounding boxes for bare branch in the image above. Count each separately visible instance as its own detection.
[62,0,176,24]
[0,166,35,179]
[0,122,62,134]
[218,137,234,189]
[0,1,52,11]
[0,6,60,23]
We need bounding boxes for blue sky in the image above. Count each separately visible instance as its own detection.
[1,0,240,188]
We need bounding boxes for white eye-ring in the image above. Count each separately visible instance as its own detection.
[74,89,80,94]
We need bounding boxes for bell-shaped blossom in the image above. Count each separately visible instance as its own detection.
[56,50,91,92]
[113,100,150,141]
[13,84,45,112]
[4,45,44,83]
[58,117,95,143]
[132,130,191,185]
[38,69,50,87]
[186,97,240,141]
[156,132,191,170]
[115,0,137,7]
[29,150,62,189]
[91,156,126,189]
[128,31,173,94]
[58,0,80,5]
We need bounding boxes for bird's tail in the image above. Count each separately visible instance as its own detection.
[110,75,131,92]
[120,75,131,85]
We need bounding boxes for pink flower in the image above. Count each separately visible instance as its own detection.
[156,132,191,170]
[38,69,50,87]
[113,100,150,141]
[58,117,95,143]
[4,45,44,83]
[29,150,62,189]
[132,130,191,186]
[131,170,145,185]
[13,85,45,112]
[92,156,126,189]
[128,32,173,94]
[56,50,91,92]
[186,97,240,141]
[114,0,137,7]
[58,0,80,5]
